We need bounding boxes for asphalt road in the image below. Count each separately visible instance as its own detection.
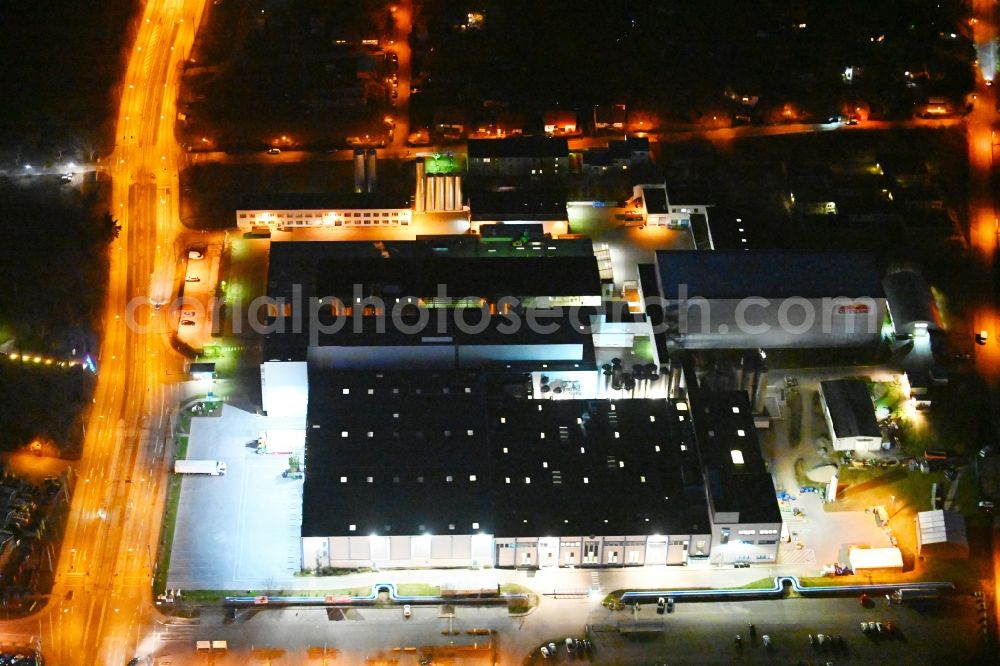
[0,1,209,664]
[127,593,985,665]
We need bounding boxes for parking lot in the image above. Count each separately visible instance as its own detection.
[175,243,221,351]
[167,405,303,590]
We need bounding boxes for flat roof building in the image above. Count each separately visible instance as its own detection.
[490,396,712,567]
[687,390,782,564]
[261,238,603,400]
[468,189,568,231]
[236,192,412,230]
[301,371,715,569]
[467,137,569,177]
[301,371,495,569]
[654,250,886,349]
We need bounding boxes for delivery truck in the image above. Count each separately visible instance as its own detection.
[174,460,227,476]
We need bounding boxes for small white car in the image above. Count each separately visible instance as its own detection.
[403,604,411,618]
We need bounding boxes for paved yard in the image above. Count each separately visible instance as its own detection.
[167,405,303,590]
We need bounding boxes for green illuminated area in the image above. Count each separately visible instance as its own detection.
[423,153,463,175]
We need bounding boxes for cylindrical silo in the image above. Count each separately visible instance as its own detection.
[353,149,365,194]
[427,174,438,211]
[669,365,683,399]
[444,175,455,211]
[434,174,445,211]
[365,149,378,193]
[415,159,425,213]
[453,175,463,210]
[753,367,769,413]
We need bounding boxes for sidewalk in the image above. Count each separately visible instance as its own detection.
[233,561,818,596]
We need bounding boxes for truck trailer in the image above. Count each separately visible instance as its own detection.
[174,460,227,476]
[891,588,940,604]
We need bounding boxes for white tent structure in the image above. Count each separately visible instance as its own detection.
[916,509,968,558]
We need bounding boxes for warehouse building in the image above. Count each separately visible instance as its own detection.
[301,372,495,569]
[654,250,887,349]
[299,368,781,569]
[818,379,882,452]
[490,396,712,567]
[261,238,603,405]
[301,371,715,569]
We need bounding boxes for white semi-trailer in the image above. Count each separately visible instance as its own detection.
[174,460,227,476]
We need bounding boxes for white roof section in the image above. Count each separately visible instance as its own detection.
[261,361,308,418]
[917,509,967,547]
[849,546,903,570]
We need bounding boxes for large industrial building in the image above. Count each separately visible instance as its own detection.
[261,237,603,374]
[299,368,777,569]
[654,250,887,349]
[255,237,783,570]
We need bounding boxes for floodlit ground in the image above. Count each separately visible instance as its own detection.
[167,405,303,590]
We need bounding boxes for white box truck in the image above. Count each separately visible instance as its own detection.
[174,460,227,475]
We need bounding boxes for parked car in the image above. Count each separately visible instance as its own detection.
[403,604,411,618]
[185,276,200,282]
[180,320,195,326]
[539,646,549,659]
[667,597,675,613]
[656,597,665,614]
